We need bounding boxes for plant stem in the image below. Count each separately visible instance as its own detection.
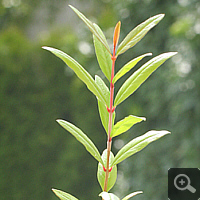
[103,46,116,192]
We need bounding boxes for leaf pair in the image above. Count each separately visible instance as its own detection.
[116,14,165,56]
[112,53,152,83]
[70,5,165,58]
[114,52,177,106]
[57,119,170,191]
[97,149,117,192]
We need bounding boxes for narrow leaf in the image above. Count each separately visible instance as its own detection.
[111,115,146,138]
[42,46,108,107]
[52,189,78,200]
[97,100,109,133]
[111,130,170,166]
[99,192,120,200]
[69,5,111,54]
[116,14,165,56]
[95,76,110,133]
[122,191,143,200]
[57,119,103,165]
[97,149,117,192]
[114,52,177,106]
[93,24,112,81]
[95,75,110,106]
[112,53,152,83]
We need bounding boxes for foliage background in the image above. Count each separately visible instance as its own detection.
[0,0,199,199]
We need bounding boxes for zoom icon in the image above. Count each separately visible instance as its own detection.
[168,168,200,200]
[174,174,196,193]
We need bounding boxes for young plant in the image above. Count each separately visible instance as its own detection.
[43,5,177,200]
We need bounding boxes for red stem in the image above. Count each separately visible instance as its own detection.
[103,46,116,192]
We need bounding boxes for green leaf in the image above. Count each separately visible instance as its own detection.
[99,192,120,200]
[69,5,111,54]
[95,76,115,134]
[111,115,146,138]
[111,130,170,166]
[95,76,110,133]
[95,75,110,105]
[93,24,112,81]
[114,52,177,106]
[97,149,117,192]
[52,189,78,200]
[57,119,103,165]
[122,191,143,200]
[97,100,109,133]
[42,46,108,107]
[116,14,165,56]
[112,53,152,83]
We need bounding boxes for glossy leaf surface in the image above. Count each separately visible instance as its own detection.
[57,119,103,165]
[99,192,120,200]
[42,47,108,107]
[111,130,170,166]
[95,75,110,106]
[122,191,143,200]
[97,149,117,192]
[97,99,109,133]
[93,24,112,81]
[111,115,146,138]
[114,52,177,106]
[116,14,165,56]
[69,5,111,54]
[112,53,152,83]
[95,76,110,133]
[52,189,78,200]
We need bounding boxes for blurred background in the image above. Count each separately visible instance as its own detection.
[0,0,199,199]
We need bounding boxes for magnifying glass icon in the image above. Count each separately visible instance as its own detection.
[174,174,196,193]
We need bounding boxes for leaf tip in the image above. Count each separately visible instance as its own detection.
[172,52,178,56]
[157,13,165,20]
[169,52,178,56]
[56,119,63,124]
[42,46,48,50]
[147,52,153,56]
[142,117,146,121]
[161,130,171,135]
[52,188,59,195]
[69,4,74,9]
[42,46,54,52]
[69,5,79,15]
[113,21,121,48]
